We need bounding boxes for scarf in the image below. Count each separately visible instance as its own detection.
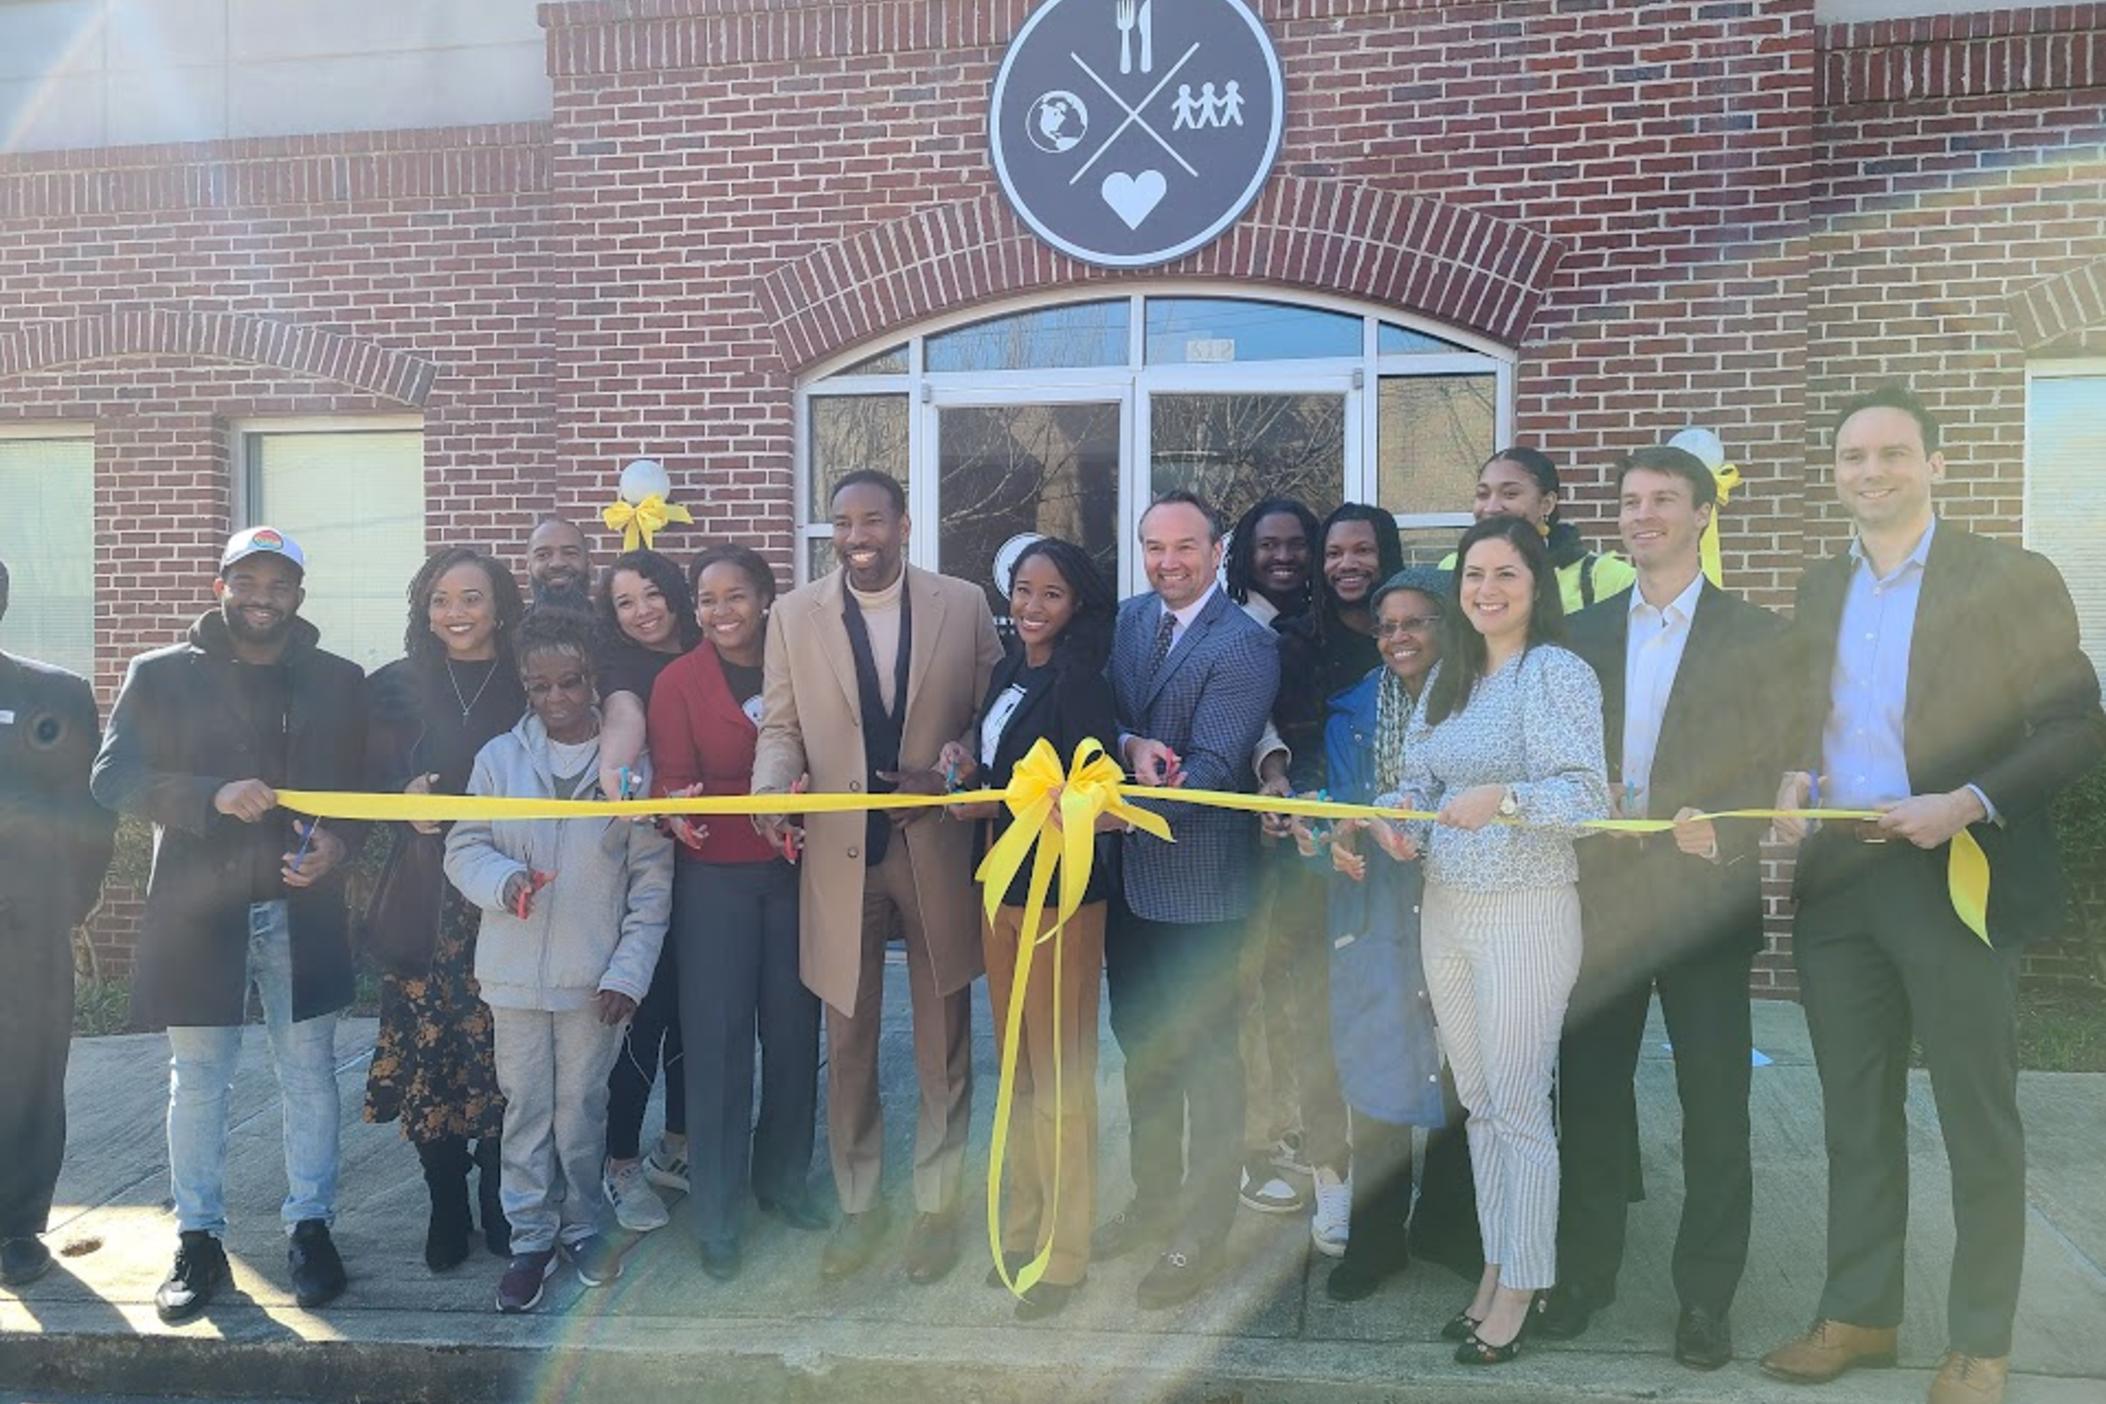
[1375,667,1414,796]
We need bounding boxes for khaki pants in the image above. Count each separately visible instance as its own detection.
[826,842,973,1216]
[983,900,1106,1286]
[1237,850,1348,1170]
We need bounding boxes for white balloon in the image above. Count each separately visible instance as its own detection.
[619,458,672,506]
[1667,427,1725,471]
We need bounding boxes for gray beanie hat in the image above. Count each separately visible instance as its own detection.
[1370,565,1451,613]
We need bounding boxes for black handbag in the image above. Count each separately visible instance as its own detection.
[361,828,447,978]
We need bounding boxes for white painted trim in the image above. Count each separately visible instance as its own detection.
[791,284,1511,591]
[0,422,94,440]
[2020,358,2106,552]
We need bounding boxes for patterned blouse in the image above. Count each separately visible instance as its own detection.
[1396,644,1611,892]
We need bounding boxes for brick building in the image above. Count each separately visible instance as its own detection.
[1,0,2100,990]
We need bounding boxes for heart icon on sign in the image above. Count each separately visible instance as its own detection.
[1100,170,1167,230]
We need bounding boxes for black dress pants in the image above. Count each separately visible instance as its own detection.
[674,859,818,1244]
[1555,938,1754,1313]
[0,912,73,1239]
[1106,896,1245,1255]
[1795,833,2025,1359]
[607,935,686,1160]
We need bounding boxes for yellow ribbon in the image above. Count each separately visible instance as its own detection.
[600,493,694,551]
[1699,462,1741,587]
[279,740,1997,1299]
[971,739,1168,1297]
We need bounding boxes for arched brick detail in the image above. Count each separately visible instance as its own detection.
[2007,260,2106,351]
[753,180,1565,372]
[0,309,438,405]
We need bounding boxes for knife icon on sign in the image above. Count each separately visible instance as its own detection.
[1138,0,1155,72]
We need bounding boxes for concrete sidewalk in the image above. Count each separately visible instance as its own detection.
[3,961,2103,1404]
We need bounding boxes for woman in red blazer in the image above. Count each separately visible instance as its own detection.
[647,545,822,1280]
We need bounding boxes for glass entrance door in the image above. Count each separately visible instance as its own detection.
[926,386,1127,620]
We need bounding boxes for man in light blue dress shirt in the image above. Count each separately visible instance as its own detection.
[1760,385,2106,1404]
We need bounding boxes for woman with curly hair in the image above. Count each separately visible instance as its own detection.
[593,548,704,1232]
[363,546,527,1271]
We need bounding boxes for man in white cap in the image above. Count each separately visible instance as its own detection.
[92,526,368,1322]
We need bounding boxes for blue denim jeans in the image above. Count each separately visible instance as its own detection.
[165,901,341,1236]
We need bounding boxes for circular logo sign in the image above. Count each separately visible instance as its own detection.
[990,0,1285,269]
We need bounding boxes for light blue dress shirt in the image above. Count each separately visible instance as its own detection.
[1820,518,1995,820]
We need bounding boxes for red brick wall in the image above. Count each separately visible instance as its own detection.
[0,125,560,979]
[7,1,2101,992]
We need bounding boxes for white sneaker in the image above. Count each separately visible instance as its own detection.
[602,1160,670,1232]
[643,1141,690,1194]
[1310,1166,1351,1258]
[1240,1159,1308,1214]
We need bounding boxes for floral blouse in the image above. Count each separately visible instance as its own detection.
[1396,644,1611,892]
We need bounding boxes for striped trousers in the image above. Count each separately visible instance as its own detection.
[1421,881,1583,1290]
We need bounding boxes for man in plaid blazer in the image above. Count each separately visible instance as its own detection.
[1093,491,1280,1311]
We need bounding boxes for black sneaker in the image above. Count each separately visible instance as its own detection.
[155,1231,229,1323]
[496,1249,558,1313]
[1,1237,53,1287]
[568,1234,624,1287]
[288,1219,347,1309]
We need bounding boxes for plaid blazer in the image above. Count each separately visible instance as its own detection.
[1110,588,1280,924]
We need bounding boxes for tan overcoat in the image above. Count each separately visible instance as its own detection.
[751,565,1003,1015]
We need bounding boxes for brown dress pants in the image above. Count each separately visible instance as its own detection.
[983,899,1107,1286]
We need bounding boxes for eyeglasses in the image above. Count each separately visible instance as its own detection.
[1375,616,1441,638]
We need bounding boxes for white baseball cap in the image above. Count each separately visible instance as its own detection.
[220,525,307,575]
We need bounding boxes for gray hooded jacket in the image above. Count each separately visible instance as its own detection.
[445,712,673,1011]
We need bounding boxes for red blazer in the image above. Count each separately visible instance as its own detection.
[646,644,779,865]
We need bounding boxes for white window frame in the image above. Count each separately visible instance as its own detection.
[0,422,96,677]
[792,283,1514,590]
[2022,357,2106,546]
[228,414,425,529]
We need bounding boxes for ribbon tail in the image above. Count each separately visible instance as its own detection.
[1948,827,1992,946]
[1699,517,1724,588]
[989,810,1064,1298]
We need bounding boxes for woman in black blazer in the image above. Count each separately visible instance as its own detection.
[940,537,1119,1323]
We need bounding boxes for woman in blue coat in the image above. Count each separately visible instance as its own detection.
[1298,565,1450,1301]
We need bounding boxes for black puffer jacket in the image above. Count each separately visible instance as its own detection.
[91,611,367,1029]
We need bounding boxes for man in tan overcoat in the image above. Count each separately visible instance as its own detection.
[752,469,1001,1285]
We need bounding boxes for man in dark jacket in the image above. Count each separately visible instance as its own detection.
[91,528,367,1323]
[1539,446,1782,1370]
[0,559,115,1286]
[1758,386,2105,1404]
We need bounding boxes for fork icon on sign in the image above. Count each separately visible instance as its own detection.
[1115,0,1136,74]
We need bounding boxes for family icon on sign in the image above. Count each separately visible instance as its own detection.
[1171,80,1244,129]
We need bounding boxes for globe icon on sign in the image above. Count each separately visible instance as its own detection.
[1027,90,1088,154]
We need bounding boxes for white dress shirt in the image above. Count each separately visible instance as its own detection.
[1621,570,1705,819]
[1162,581,1220,655]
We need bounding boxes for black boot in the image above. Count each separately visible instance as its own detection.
[474,1137,511,1257]
[415,1136,473,1273]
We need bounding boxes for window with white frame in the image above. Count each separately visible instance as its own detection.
[795,287,1509,598]
[2025,362,2106,677]
[0,429,95,679]
[238,421,426,673]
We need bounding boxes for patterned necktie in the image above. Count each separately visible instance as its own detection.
[1146,608,1178,679]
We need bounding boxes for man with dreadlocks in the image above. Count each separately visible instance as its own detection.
[1221,499,1329,1219]
[1246,503,1403,1256]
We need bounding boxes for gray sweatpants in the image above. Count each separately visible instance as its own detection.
[491,1004,625,1254]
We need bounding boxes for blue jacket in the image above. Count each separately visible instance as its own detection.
[1110,589,1279,924]
[1322,667,1445,1127]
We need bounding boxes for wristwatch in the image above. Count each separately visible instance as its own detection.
[1497,786,1519,819]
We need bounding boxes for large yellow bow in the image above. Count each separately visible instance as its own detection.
[975,739,1167,1297]
[1698,463,1741,587]
[601,493,693,551]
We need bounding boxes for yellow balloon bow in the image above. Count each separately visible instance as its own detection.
[1699,462,1741,587]
[601,493,694,551]
[975,738,1168,1297]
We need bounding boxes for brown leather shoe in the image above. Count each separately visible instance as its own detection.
[1929,1352,2009,1404]
[1759,1320,1900,1383]
[819,1207,889,1282]
[902,1210,960,1285]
